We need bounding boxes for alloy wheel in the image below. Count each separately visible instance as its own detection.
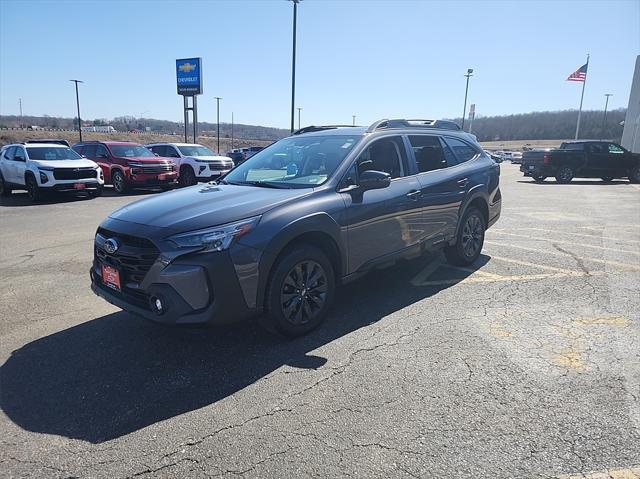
[461,214,483,259]
[280,260,328,325]
[113,173,124,192]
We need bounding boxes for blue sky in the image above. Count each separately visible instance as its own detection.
[0,0,638,129]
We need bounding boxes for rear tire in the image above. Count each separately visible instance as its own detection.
[601,176,614,182]
[629,166,640,184]
[25,174,42,203]
[533,175,546,183]
[444,207,486,266]
[111,170,128,194]
[179,166,197,187]
[555,167,574,184]
[0,175,11,196]
[265,245,335,337]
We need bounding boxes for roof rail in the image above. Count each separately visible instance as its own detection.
[20,139,71,147]
[366,118,461,133]
[293,125,357,135]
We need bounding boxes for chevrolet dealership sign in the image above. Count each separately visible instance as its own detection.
[176,57,202,96]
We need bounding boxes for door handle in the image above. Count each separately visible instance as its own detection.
[406,189,421,199]
[457,178,469,188]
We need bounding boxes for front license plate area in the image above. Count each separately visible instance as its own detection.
[101,263,121,292]
[74,183,86,189]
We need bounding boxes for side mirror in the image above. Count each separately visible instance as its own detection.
[154,153,159,157]
[359,170,391,191]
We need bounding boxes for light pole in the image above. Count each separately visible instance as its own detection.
[297,107,302,130]
[602,93,613,133]
[19,98,23,128]
[231,112,234,150]
[289,0,301,134]
[352,115,356,126]
[214,97,222,153]
[139,110,149,132]
[70,79,84,142]
[461,68,473,131]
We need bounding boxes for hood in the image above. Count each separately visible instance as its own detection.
[30,159,98,169]
[186,155,232,162]
[116,156,174,164]
[109,183,312,233]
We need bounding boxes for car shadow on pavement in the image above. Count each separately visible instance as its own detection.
[0,252,487,443]
[516,180,630,186]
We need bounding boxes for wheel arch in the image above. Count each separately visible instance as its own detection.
[255,213,345,312]
[454,190,489,239]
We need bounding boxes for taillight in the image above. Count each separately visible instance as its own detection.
[543,153,550,165]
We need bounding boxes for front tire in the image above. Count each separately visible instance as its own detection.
[555,167,574,184]
[444,207,486,266]
[25,174,42,203]
[179,166,197,187]
[265,245,335,337]
[629,166,640,184]
[88,185,103,198]
[0,175,11,196]
[111,170,128,194]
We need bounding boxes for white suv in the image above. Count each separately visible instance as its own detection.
[0,141,104,202]
[145,143,234,187]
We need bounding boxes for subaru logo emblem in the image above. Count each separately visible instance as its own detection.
[104,238,119,254]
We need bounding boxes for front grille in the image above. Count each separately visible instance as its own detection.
[95,228,159,309]
[132,164,173,174]
[207,159,234,171]
[53,168,97,180]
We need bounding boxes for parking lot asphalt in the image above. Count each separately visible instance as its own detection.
[1,163,639,479]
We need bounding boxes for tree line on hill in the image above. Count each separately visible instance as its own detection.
[456,108,626,142]
[0,108,627,142]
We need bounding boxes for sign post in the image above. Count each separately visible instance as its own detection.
[176,57,202,143]
[468,104,476,134]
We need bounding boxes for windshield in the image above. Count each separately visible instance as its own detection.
[224,135,360,188]
[177,145,215,157]
[26,147,82,161]
[110,145,154,158]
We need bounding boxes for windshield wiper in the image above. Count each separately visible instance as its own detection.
[235,180,289,189]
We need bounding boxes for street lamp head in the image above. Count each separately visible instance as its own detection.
[467,68,474,74]
[69,79,84,83]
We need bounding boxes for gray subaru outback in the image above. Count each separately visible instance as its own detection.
[91,119,501,336]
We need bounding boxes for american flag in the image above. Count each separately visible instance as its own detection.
[567,63,588,82]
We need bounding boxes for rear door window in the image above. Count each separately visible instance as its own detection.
[607,144,624,154]
[409,135,448,172]
[83,144,98,158]
[96,144,110,158]
[3,146,16,160]
[443,137,479,164]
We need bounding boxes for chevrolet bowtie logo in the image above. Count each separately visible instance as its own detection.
[179,63,196,73]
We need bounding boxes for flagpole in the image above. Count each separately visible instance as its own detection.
[575,54,589,139]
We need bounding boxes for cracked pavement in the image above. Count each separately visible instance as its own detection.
[1,164,639,478]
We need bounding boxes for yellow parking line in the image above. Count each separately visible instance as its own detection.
[490,231,640,256]
[415,270,606,287]
[409,255,445,286]
[484,241,640,272]
[558,465,640,479]
[493,227,640,245]
[489,255,578,274]
[442,264,506,279]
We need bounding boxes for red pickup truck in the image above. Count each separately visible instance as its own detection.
[73,141,178,193]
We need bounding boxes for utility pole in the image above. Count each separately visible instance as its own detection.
[19,98,23,128]
[289,0,300,134]
[352,115,356,126]
[461,68,473,131]
[231,112,234,150]
[602,93,613,134]
[70,79,84,142]
[214,97,222,153]
[297,107,302,130]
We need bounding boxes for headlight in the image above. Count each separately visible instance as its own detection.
[38,170,49,183]
[168,216,260,252]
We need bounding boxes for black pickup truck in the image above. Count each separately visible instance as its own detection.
[521,140,640,184]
